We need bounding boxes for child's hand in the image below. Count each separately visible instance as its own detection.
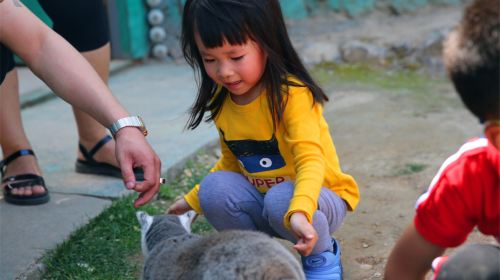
[290,212,318,256]
[167,198,193,215]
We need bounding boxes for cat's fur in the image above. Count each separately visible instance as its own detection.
[136,211,305,280]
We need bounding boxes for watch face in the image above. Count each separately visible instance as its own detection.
[110,116,148,137]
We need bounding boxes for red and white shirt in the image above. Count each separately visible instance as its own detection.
[415,137,500,248]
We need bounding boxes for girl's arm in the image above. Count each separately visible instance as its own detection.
[0,1,161,206]
[290,211,318,256]
[282,87,326,227]
[281,87,327,256]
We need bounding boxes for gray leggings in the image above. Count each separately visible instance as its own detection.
[198,171,347,255]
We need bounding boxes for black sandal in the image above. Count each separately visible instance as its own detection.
[75,135,144,180]
[0,149,50,205]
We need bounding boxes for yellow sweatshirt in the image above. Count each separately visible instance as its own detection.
[185,80,359,228]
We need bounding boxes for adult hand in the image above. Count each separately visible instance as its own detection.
[115,127,161,208]
[167,198,193,215]
[290,211,318,256]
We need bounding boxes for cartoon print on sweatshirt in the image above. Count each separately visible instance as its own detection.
[221,129,286,173]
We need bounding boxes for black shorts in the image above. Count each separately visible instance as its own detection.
[0,0,109,85]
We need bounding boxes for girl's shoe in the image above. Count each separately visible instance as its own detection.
[301,238,342,280]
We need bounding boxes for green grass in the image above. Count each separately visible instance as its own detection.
[41,196,158,280]
[395,163,428,176]
[311,62,443,91]
[41,151,215,279]
[311,62,459,114]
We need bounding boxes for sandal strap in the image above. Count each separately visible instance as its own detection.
[0,149,35,177]
[78,135,113,163]
[2,173,45,189]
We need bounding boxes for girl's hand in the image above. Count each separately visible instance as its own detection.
[167,198,193,215]
[290,212,318,256]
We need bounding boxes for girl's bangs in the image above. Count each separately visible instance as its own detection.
[193,5,251,48]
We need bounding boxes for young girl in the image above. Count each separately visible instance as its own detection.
[168,0,359,278]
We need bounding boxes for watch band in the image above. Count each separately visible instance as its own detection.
[109,116,148,137]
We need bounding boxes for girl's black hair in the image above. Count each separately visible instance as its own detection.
[182,0,328,130]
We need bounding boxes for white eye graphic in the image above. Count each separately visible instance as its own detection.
[259,158,272,168]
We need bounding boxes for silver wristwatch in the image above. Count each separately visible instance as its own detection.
[109,116,148,137]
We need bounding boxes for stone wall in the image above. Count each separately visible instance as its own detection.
[281,0,462,18]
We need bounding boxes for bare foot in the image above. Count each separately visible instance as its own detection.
[1,153,46,196]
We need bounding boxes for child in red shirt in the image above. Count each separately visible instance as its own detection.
[385,0,500,279]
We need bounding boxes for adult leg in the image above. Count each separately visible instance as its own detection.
[263,182,347,255]
[198,171,276,235]
[0,70,45,197]
[74,43,118,167]
[38,0,119,169]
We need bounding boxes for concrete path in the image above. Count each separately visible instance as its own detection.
[0,61,218,279]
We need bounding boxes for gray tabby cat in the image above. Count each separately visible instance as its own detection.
[136,211,305,280]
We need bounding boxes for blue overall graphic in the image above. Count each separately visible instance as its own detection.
[221,130,286,173]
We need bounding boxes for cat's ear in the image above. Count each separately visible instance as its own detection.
[136,211,154,257]
[178,210,198,233]
[136,211,153,228]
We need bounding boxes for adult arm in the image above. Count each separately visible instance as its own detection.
[0,1,160,206]
[385,223,445,280]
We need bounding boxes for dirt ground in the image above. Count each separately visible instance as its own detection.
[322,80,496,279]
[282,5,497,279]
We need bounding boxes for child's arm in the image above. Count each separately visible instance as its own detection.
[167,198,193,215]
[281,87,327,227]
[385,223,445,280]
[290,212,318,256]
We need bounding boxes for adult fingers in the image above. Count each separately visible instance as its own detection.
[134,181,159,207]
[133,156,161,207]
[132,154,159,193]
[120,155,137,190]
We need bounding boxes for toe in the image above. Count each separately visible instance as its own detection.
[12,187,25,196]
[22,186,33,196]
[31,185,46,195]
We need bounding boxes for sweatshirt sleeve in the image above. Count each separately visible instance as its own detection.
[282,87,326,228]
